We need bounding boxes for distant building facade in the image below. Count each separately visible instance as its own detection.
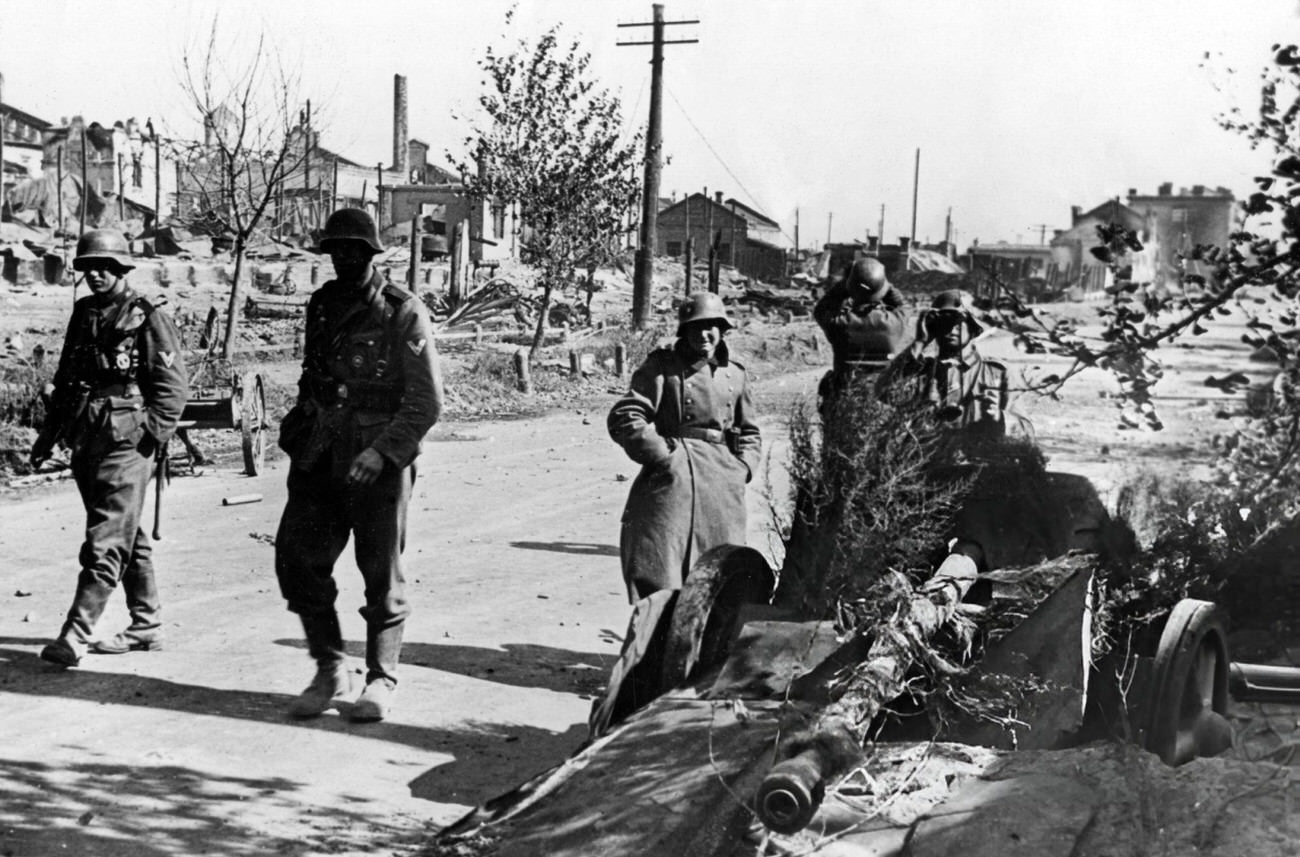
[656,190,786,282]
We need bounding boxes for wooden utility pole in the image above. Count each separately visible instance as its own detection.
[408,214,420,289]
[729,200,738,267]
[826,212,832,245]
[152,121,161,228]
[79,129,88,236]
[376,163,384,228]
[0,73,6,202]
[945,207,952,245]
[794,207,800,256]
[332,158,339,211]
[1028,223,1051,244]
[619,4,699,329]
[878,204,885,245]
[117,153,126,222]
[303,100,312,191]
[684,237,694,295]
[56,146,64,236]
[910,147,920,244]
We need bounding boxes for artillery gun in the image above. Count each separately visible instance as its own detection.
[434,445,1300,856]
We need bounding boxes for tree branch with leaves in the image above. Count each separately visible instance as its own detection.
[451,15,642,356]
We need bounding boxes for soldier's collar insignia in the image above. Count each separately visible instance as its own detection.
[159,351,175,367]
[407,338,427,356]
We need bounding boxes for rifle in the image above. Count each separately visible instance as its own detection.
[152,439,169,540]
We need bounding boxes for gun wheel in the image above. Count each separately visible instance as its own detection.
[1144,598,1232,766]
[660,545,775,690]
[240,373,267,476]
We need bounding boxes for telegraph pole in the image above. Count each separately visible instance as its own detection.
[945,207,952,245]
[1028,223,1051,244]
[826,212,832,245]
[794,206,799,256]
[619,4,698,329]
[878,204,885,244]
[910,147,920,244]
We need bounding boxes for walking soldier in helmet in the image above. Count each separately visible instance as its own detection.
[608,292,762,600]
[275,208,443,722]
[31,228,189,666]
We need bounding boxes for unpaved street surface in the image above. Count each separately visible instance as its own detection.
[2,300,1297,855]
[1,408,650,855]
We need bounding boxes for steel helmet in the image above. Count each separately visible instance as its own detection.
[846,257,890,302]
[73,229,135,272]
[677,292,733,336]
[319,208,383,254]
[921,289,984,339]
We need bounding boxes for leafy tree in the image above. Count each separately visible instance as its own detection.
[170,18,314,360]
[452,13,643,356]
[986,42,1300,533]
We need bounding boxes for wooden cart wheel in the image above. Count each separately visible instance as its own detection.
[660,545,775,690]
[240,372,267,476]
[1143,598,1232,766]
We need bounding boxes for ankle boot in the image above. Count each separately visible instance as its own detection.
[352,623,403,723]
[287,611,350,719]
[288,661,352,719]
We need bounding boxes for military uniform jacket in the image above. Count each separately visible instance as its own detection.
[46,286,188,456]
[878,343,1009,439]
[280,268,443,473]
[814,282,910,370]
[607,340,762,599]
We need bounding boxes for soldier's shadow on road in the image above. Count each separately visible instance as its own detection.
[0,643,592,807]
[272,638,618,695]
[0,756,435,857]
[508,539,621,557]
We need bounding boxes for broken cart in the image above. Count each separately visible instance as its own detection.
[177,307,268,476]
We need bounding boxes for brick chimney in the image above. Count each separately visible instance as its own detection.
[1158,182,1173,196]
[1070,205,1082,223]
[713,191,723,205]
[1192,184,1205,196]
[393,74,409,181]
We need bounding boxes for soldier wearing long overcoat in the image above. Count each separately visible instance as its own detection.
[275,208,443,723]
[31,229,189,666]
[608,293,762,600]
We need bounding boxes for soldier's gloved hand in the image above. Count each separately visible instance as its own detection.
[347,447,385,487]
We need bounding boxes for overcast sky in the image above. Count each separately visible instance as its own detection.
[5,0,1298,248]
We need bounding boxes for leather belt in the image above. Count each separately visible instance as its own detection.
[308,376,402,412]
[673,427,726,444]
[89,383,141,399]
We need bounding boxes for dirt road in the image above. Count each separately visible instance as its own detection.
[1,405,670,855]
[0,303,1281,856]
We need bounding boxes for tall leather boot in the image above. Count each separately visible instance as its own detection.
[287,611,351,719]
[351,622,403,723]
[42,573,114,667]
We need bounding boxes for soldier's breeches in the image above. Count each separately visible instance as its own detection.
[275,460,414,627]
[63,441,158,644]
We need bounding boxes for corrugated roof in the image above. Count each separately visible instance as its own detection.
[907,249,965,273]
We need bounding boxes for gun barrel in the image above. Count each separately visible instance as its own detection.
[755,749,829,834]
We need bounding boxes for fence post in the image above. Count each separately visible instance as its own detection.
[514,349,533,395]
[615,343,627,380]
[569,349,581,376]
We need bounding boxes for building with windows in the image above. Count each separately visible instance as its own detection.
[2,102,52,190]
[656,190,786,282]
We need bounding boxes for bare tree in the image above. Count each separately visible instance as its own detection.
[171,18,315,360]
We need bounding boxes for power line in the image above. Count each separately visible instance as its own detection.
[665,85,797,246]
